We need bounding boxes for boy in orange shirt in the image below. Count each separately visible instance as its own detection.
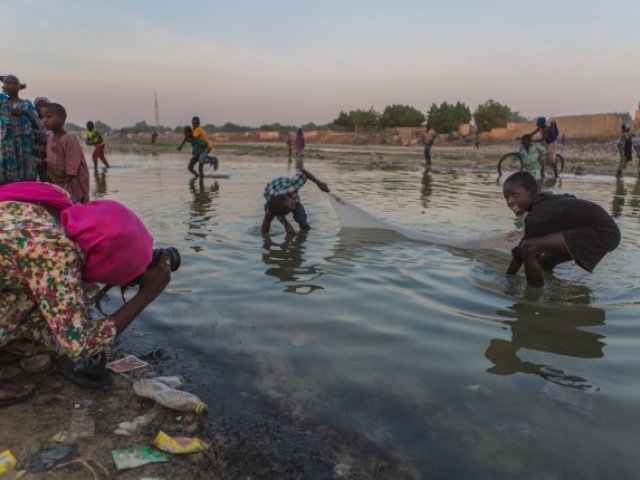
[178,116,218,170]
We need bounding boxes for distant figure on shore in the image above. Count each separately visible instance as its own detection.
[178,117,218,171]
[261,168,330,235]
[294,128,305,160]
[151,131,158,145]
[531,117,559,178]
[42,103,90,204]
[503,171,620,287]
[85,121,110,170]
[0,74,41,185]
[422,122,437,167]
[474,133,480,150]
[285,134,293,161]
[616,122,633,177]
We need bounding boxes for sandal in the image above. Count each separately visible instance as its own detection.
[58,352,111,389]
[0,382,35,407]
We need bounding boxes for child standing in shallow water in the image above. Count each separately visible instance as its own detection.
[503,171,620,287]
[42,103,90,204]
[85,121,110,170]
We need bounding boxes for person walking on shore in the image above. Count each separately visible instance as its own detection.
[86,121,110,170]
[294,128,305,163]
[615,122,633,177]
[423,122,437,167]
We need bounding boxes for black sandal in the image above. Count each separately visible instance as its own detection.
[58,353,111,388]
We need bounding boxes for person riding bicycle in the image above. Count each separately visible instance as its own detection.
[531,117,559,178]
[518,134,546,181]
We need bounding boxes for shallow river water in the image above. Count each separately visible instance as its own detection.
[99,152,640,479]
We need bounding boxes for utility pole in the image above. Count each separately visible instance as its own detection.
[154,91,160,130]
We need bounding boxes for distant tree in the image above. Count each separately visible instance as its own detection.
[218,122,252,133]
[380,104,425,128]
[332,111,353,131]
[473,99,513,132]
[173,126,184,134]
[65,122,83,133]
[426,101,471,134]
[94,120,112,133]
[202,123,217,134]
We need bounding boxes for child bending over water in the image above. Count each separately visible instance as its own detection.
[503,171,620,287]
[262,169,330,235]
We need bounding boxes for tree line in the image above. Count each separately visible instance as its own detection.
[69,99,527,136]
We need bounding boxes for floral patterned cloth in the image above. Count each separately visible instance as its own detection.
[0,201,116,361]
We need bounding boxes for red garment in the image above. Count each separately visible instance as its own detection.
[45,133,90,204]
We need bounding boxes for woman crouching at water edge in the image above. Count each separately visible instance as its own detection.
[0,182,171,396]
[503,171,620,287]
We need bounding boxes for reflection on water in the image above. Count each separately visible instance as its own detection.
[486,293,605,389]
[262,231,324,294]
[421,168,433,209]
[97,155,640,479]
[92,169,107,198]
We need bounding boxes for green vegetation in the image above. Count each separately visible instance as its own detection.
[380,104,425,128]
[426,101,471,134]
[473,99,525,132]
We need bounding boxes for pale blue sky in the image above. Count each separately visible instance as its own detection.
[2,0,638,127]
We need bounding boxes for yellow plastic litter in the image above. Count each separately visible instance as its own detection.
[0,450,17,474]
[152,431,208,454]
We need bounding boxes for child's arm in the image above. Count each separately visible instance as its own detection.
[63,135,85,178]
[300,169,330,193]
[261,212,274,234]
[506,245,523,275]
[177,136,188,151]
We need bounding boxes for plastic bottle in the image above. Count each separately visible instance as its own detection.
[70,406,95,439]
[133,378,207,415]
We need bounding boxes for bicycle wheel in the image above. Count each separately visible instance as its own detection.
[498,153,523,176]
[543,153,565,177]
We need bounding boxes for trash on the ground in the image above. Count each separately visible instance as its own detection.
[75,399,93,408]
[541,381,595,417]
[25,444,78,472]
[0,365,22,380]
[463,384,494,396]
[153,430,208,454]
[106,354,149,373]
[133,377,207,415]
[152,376,184,389]
[113,404,162,436]
[70,406,95,439]
[19,354,51,373]
[50,431,70,443]
[111,445,169,471]
[333,462,352,479]
[0,450,17,474]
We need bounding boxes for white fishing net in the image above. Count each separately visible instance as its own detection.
[328,193,520,252]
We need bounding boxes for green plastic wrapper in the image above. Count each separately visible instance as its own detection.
[111,445,169,470]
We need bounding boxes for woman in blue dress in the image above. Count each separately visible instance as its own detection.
[0,75,41,184]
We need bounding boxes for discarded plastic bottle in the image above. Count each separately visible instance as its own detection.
[133,378,207,415]
[70,406,95,439]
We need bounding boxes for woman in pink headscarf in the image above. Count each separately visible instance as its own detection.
[0,182,171,398]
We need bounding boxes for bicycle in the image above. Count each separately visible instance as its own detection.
[497,146,565,177]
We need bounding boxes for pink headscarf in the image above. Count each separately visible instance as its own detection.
[0,182,153,285]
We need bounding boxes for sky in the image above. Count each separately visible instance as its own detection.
[2,0,639,128]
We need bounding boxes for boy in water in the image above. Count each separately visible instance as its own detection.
[262,169,330,235]
[180,126,209,177]
[503,171,620,287]
[85,121,110,170]
[41,103,90,203]
[615,122,633,177]
[518,134,546,181]
[178,116,218,170]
